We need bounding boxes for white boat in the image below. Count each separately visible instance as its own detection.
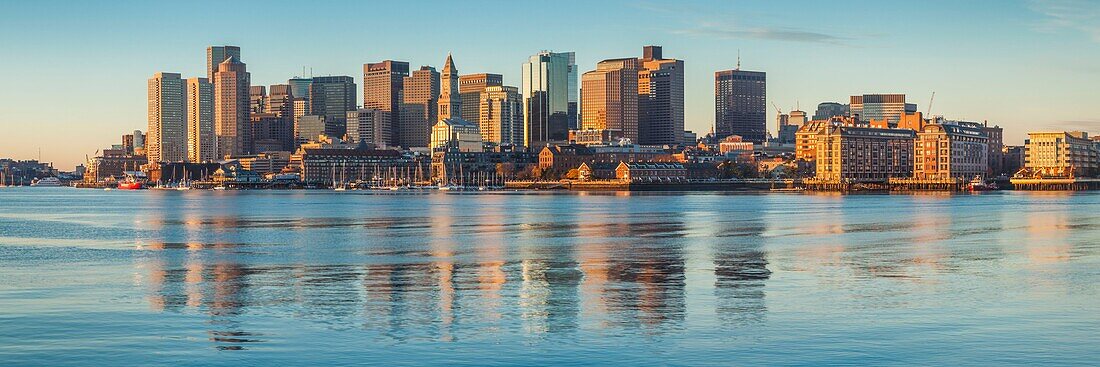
[30,177,62,187]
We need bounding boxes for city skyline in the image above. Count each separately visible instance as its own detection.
[3,0,1100,168]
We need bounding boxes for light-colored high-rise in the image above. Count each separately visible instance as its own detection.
[206,46,240,80]
[522,51,575,147]
[479,85,523,146]
[581,58,640,142]
[638,46,684,146]
[214,56,250,158]
[267,84,293,118]
[459,73,503,124]
[400,65,439,148]
[346,108,391,148]
[186,77,215,162]
[147,72,187,164]
[850,94,917,127]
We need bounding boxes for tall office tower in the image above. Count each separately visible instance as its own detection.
[813,102,849,120]
[438,54,461,121]
[288,77,312,116]
[581,58,640,142]
[346,108,391,147]
[479,85,524,146]
[214,56,251,158]
[363,60,410,145]
[185,77,215,162]
[266,84,294,118]
[637,46,685,146]
[849,94,916,127]
[147,72,187,163]
[249,85,267,114]
[459,73,503,124]
[309,76,357,138]
[250,113,294,152]
[206,46,241,80]
[715,68,766,143]
[400,66,440,148]
[522,51,574,147]
[566,52,578,130]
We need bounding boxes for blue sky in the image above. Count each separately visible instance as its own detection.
[2,0,1098,169]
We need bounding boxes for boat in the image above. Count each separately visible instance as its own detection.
[118,180,144,190]
[968,176,997,192]
[30,177,62,187]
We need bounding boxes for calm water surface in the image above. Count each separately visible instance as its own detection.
[0,188,1097,366]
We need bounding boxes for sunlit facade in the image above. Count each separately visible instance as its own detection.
[185,77,215,162]
[147,72,187,164]
[715,69,766,143]
[522,51,575,147]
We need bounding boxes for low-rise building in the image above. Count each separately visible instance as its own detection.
[297,148,422,185]
[430,118,482,153]
[1023,131,1099,178]
[577,162,618,181]
[569,129,624,145]
[616,162,686,182]
[815,126,916,182]
[913,122,988,180]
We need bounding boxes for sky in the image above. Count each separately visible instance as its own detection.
[1,0,1099,169]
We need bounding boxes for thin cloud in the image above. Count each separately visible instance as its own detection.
[1027,0,1100,42]
[674,24,849,45]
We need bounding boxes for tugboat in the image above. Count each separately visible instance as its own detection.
[968,176,997,192]
[117,177,144,190]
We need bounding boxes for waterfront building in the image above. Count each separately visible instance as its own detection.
[850,94,917,127]
[813,102,849,120]
[616,161,686,183]
[718,135,754,161]
[982,123,1004,176]
[206,45,240,80]
[522,51,576,147]
[214,56,251,158]
[913,122,989,180]
[186,77,215,162]
[814,125,916,182]
[83,149,147,182]
[249,86,267,114]
[309,76,357,138]
[237,152,290,176]
[431,150,537,186]
[537,144,675,175]
[1023,131,1099,177]
[577,162,619,181]
[295,148,422,185]
[459,73,503,124]
[1003,146,1025,175]
[479,85,524,147]
[581,58,640,142]
[400,66,440,148]
[267,84,294,118]
[638,46,685,146]
[346,108,391,148]
[363,60,410,145]
[250,112,294,153]
[147,72,187,164]
[715,68,766,143]
[430,118,482,153]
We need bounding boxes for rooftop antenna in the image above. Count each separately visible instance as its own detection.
[736,50,741,70]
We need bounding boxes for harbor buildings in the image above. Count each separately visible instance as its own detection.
[814,126,916,182]
[913,122,989,180]
[1023,131,1099,177]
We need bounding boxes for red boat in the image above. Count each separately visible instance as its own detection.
[117,180,144,190]
[968,176,996,192]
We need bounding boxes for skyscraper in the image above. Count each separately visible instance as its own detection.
[849,94,916,127]
[249,85,267,114]
[363,60,410,145]
[400,66,439,148]
[638,46,685,146]
[206,46,240,80]
[522,51,575,147]
[715,68,766,142]
[581,58,640,142]
[250,112,294,153]
[147,72,187,163]
[459,73,503,124]
[813,102,849,120]
[186,77,215,162]
[438,54,461,121]
[266,84,294,118]
[479,85,524,146]
[309,76,357,137]
[214,56,250,158]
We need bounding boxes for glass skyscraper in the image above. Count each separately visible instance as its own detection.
[521,51,576,147]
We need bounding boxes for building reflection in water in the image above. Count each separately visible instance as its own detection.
[712,213,770,326]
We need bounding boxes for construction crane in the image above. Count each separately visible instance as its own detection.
[771,102,783,115]
[926,91,936,116]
